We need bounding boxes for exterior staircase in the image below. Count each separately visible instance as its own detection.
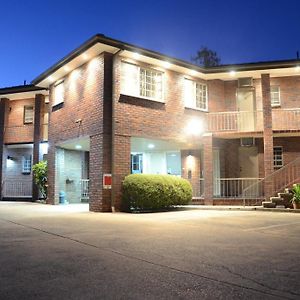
[262,188,294,208]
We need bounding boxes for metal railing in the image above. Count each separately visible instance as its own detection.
[214,178,262,198]
[243,157,300,201]
[272,108,300,131]
[81,179,89,200]
[207,110,263,132]
[3,180,32,197]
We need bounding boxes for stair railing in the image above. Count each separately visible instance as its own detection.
[242,156,300,206]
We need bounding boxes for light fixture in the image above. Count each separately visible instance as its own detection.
[132,52,141,60]
[75,145,82,150]
[64,66,70,72]
[295,66,300,72]
[163,61,171,69]
[190,70,198,76]
[229,70,236,77]
[185,119,203,136]
[7,155,13,160]
[48,76,54,83]
[82,53,89,61]
[148,144,155,149]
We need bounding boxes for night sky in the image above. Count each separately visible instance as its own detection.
[1,0,300,87]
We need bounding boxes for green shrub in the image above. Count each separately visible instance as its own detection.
[32,160,48,199]
[122,174,192,211]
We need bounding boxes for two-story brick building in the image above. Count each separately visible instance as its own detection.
[1,34,300,211]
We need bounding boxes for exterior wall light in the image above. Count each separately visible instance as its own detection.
[75,145,82,150]
[7,155,13,160]
[185,119,203,136]
[229,70,236,77]
[163,62,171,69]
[148,144,155,149]
[133,53,141,60]
[295,66,300,72]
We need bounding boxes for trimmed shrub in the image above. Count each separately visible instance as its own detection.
[122,174,192,211]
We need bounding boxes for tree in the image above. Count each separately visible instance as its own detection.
[32,160,48,199]
[192,46,221,67]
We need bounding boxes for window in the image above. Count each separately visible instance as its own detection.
[273,146,283,168]
[184,78,208,110]
[131,154,143,174]
[271,86,280,106]
[53,81,64,106]
[22,155,32,174]
[121,61,164,101]
[23,106,34,124]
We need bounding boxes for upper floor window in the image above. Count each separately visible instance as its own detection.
[184,78,208,111]
[121,61,164,102]
[53,80,64,106]
[273,146,283,168]
[271,86,280,107]
[23,106,34,124]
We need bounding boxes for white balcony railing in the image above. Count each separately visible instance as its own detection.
[3,180,32,197]
[207,111,263,132]
[214,178,262,198]
[81,179,89,200]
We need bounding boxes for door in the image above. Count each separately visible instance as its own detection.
[237,89,255,131]
[238,146,258,178]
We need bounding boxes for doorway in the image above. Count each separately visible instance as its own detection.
[238,146,259,178]
[236,88,255,131]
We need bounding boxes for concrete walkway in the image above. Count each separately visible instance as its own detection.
[0,202,299,299]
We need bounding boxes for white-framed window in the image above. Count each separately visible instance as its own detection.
[184,78,208,111]
[271,86,280,106]
[121,61,164,102]
[273,146,283,168]
[53,80,64,106]
[22,155,32,174]
[24,106,34,124]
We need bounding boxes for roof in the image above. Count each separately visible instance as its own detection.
[0,84,46,96]
[31,34,300,85]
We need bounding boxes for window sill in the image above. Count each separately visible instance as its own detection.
[271,104,281,108]
[185,106,208,112]
[121,93,165,104]
[52,102,64,112]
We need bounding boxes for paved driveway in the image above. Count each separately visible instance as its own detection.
[0,202,299,300]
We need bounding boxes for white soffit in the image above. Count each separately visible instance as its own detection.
[2,90,48,100]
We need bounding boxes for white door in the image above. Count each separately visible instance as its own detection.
[213,149,220,196]
[237,89,255,131]
[238,147,259,178]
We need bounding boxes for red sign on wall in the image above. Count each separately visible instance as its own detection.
[103,174,112,189]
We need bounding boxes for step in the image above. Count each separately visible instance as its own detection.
[277,193,293,208]
[262,201,276,208]
[270,197,283,206]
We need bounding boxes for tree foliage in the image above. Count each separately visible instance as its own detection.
[192,46,221,67]
[32,160,48,199]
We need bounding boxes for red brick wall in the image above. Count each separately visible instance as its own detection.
[5,98,35,144]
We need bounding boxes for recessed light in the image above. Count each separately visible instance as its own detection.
[163,61,171,68]
[75,145,82,150]
[132,52,140,59]
[82,54,88,60]
[64,66,70,72]
[295,66,300,72]
[48,76,54,83]
[190,70,198,76]
[148,144,155,149]
[229,70,236,76]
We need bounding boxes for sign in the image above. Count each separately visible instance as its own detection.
[103,174,112,189]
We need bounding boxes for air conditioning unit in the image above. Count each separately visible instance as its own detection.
[238,77,253,88]
[240,137,255,147]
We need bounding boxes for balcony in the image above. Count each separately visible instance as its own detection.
[272,108,300,131]
[207,111,263,133]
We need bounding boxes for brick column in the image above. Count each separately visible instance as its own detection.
[261,74,274,198]
[32,94,45,200]
[203,133,214,205]
[0,98,9,200]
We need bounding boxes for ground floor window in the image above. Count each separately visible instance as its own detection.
[273,146,283,168]
[22,155,32,174]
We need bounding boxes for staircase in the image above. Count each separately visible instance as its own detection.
[243,157,300,206]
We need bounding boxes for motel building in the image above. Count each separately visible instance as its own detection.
[1,34,300,212]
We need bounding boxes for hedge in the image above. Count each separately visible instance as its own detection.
[122,174,192,211]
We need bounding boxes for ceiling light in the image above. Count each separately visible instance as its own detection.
[75,145,82,150]
[82,53,89,60]
[163,61,171,68]
[133,52,141,59]
[148,144,155,149]
[295,66,300,72]
[64,66,70,72]
[48,76,54,83]
[190,70,198,76]
[229,70,236,77]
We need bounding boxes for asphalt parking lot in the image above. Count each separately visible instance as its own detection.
[0,202,299,300]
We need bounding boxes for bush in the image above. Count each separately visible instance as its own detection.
[122,174,192,211]
[32,160,48,199]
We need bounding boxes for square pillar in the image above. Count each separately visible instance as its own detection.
[32,94,45,200]
[0,98,9,200]
[261,74,274,198]
[203,133,214,205]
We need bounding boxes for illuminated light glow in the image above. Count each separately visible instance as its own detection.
[48,76,54,83]
[82,53,89,60]
[185,118,203,136]
[88,57,98,69]
[163,61,171,69]
[132,52,141,59]
[148,144,155,149]
[70,69,80,80]
[186,153,195,171]
[229,70,236,77]
[75,145,82,150]
[295,66,300,72]
[190,70,198,76]
[40,143,49,154]
[64,66,70,72]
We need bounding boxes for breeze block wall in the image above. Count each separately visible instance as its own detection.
[47,52,113,212]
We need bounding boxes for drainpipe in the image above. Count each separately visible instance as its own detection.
[111,48,123,212]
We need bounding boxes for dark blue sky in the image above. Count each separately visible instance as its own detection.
[1,0,300,87]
